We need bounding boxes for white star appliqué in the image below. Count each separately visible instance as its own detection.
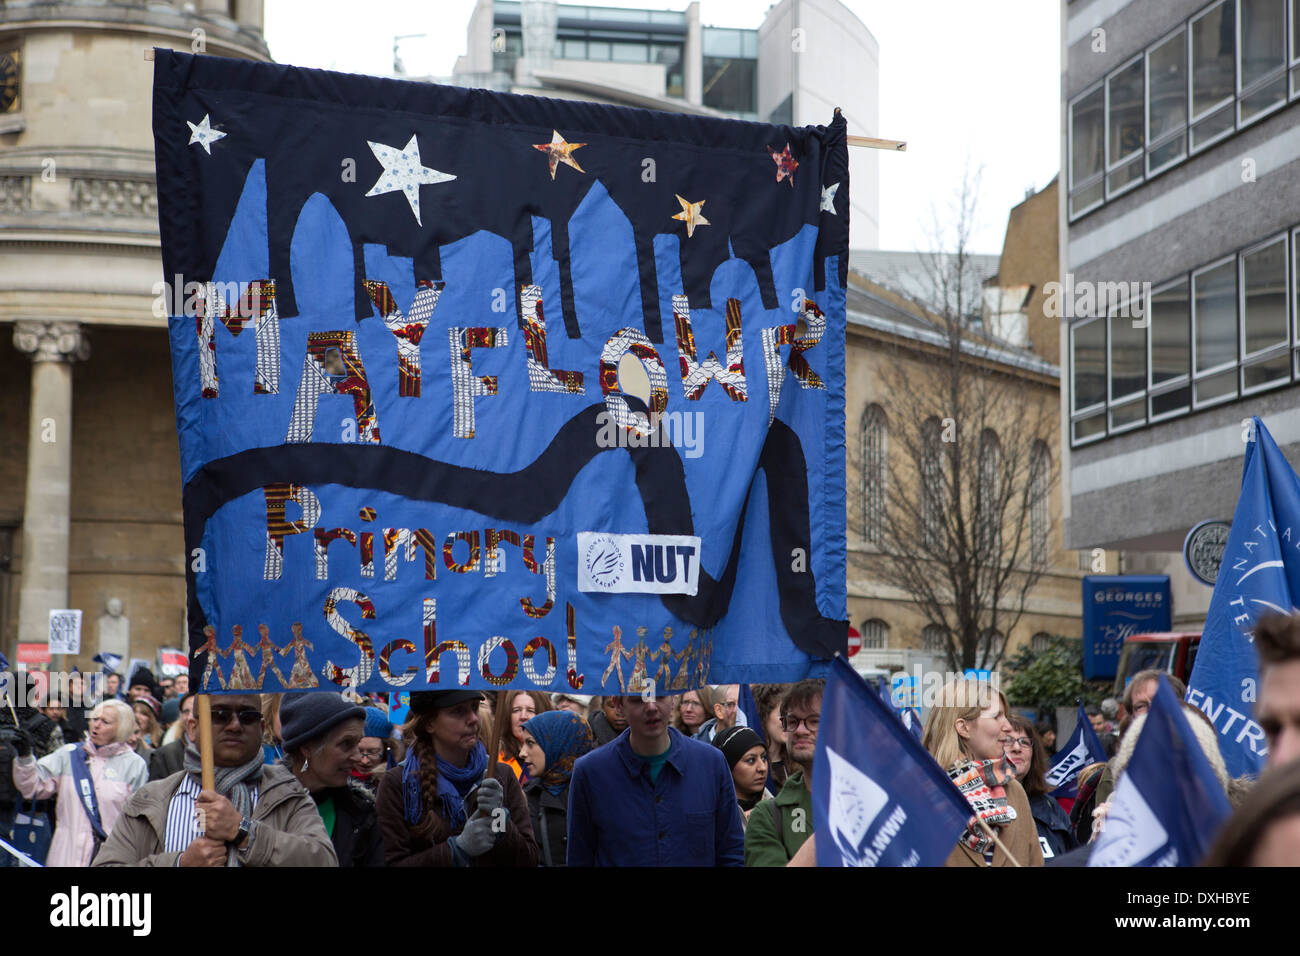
[365,134,456,226]
[820,182,840,214]
[187,115,227,155]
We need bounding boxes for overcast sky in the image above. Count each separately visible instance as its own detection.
[263,0,1059,255]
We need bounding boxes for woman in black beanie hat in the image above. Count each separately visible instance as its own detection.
[714,725,769,825]
[279,693,384,867]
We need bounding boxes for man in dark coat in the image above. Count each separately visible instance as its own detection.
[149,693,196,781]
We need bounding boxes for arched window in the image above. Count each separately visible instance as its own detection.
[1031,632,1054,653]
[979,628,1005,668]
[1030,440,1051,566]
[921,624,948,654]
[978,428,1001,558]
[860,405,887,546]
[861,618,889,650]
[921,417,944,550]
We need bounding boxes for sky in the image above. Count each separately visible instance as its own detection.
[263,0,1060,255]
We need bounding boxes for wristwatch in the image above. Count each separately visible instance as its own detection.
[230,816,252,849]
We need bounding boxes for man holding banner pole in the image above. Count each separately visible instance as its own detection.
[94,693,336,866]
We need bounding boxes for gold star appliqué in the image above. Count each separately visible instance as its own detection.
[533,130,587,180]
[671,194,710,238]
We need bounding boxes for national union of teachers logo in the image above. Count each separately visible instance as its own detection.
[583,534,624,590]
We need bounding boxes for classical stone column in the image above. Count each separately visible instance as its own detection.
[13,321,89,650]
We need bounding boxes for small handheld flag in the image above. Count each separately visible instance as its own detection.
[812,656,970,866]
[1046,702,1108,798]
[1089,676,1232,867]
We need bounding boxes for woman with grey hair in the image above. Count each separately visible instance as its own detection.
[11,698,147,866]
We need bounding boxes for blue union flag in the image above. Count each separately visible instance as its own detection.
[1187,416,1297,778]
[152,51,848,697]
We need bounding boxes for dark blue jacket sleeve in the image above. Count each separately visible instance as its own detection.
[565,762,595,867]
[716,759,745,866]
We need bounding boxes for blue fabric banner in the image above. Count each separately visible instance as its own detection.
[152,51,848,697]
[1046,703,1108,799]
[812,657,970,866]
[1187,416,1296,778]
[1089,677,1231,866]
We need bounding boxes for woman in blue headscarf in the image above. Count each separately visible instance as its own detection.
[519,709,595,866]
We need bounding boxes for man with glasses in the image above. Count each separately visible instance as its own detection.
[695,684,741,742]
[744,679,822,866]
[95,694,336,866]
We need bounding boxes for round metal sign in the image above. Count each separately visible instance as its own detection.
[1184,519,1230,586]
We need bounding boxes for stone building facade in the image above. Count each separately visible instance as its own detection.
[0,1,269,668]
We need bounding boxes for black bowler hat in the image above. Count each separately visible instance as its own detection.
[409,689,485,714]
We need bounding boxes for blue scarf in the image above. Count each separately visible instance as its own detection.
[402,741,489,831]
[524,710,595,797]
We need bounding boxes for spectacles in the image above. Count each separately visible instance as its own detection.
[1005,736,1032,749]
[210,708,261,727]
[781,715,820,732]
[721,701,738,710]
[357,747,386,760]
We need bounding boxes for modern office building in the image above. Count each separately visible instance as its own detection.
[453,0,880,247]
[1060,0,1300,625]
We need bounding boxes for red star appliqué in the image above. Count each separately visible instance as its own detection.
[769,143,799,186]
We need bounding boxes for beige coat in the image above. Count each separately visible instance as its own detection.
[93,764,338,867]
[944,776,1046,867]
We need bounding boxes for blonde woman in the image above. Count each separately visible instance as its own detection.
[921,679,1044,867]
[11,698,148,866]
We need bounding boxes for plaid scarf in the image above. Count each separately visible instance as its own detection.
[183,738,265,867]
[949,756,1018,857]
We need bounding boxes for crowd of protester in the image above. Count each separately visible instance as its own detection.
[1,611,1298,866]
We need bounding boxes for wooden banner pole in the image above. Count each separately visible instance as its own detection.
[974,815,1023,867]
[196,694,215,791]
[485,691,506,777]
[847,134,907,151]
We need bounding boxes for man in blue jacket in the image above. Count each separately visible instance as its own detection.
[566,691,744,866]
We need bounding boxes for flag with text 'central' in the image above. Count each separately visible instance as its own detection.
[1187,416,1297,778]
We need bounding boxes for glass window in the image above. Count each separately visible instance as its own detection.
[1110,397,1147,430]
[1294,0,1300,62]
[1072,319,1106,412]
[1070,86,1104,214]
[702,56,756,114]
[1151,385,1192,417]
[1242,236,1288,356]
[1243,351,1291,389]
[1241,0,1286,87]
[1073,414,1107,443]
[1030,442,1050,567]
[588,40,610,60]
[1194,259,1237,373]
[1191,1,1236,146]
[978,429,1001,558]
[922,625,947,654]
[1110,308,1147,399]
[1195,367,1238,403]
[1150,281,1191,385]
[1147,29,1187,172]
[1108,58,1145,192]
[1192,1,1236,115]
[561,38,585,58]
[860,405,886,546]
[922,417,944,551]
[862,619,888,650]
[611,42,648,62]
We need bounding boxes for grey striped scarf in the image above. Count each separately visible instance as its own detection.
[183,738,265,866]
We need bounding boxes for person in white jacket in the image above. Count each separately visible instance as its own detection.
[12,698,148,866]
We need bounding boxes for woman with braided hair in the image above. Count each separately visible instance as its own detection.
[375,689,538,867]
[922,678,1044,868]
